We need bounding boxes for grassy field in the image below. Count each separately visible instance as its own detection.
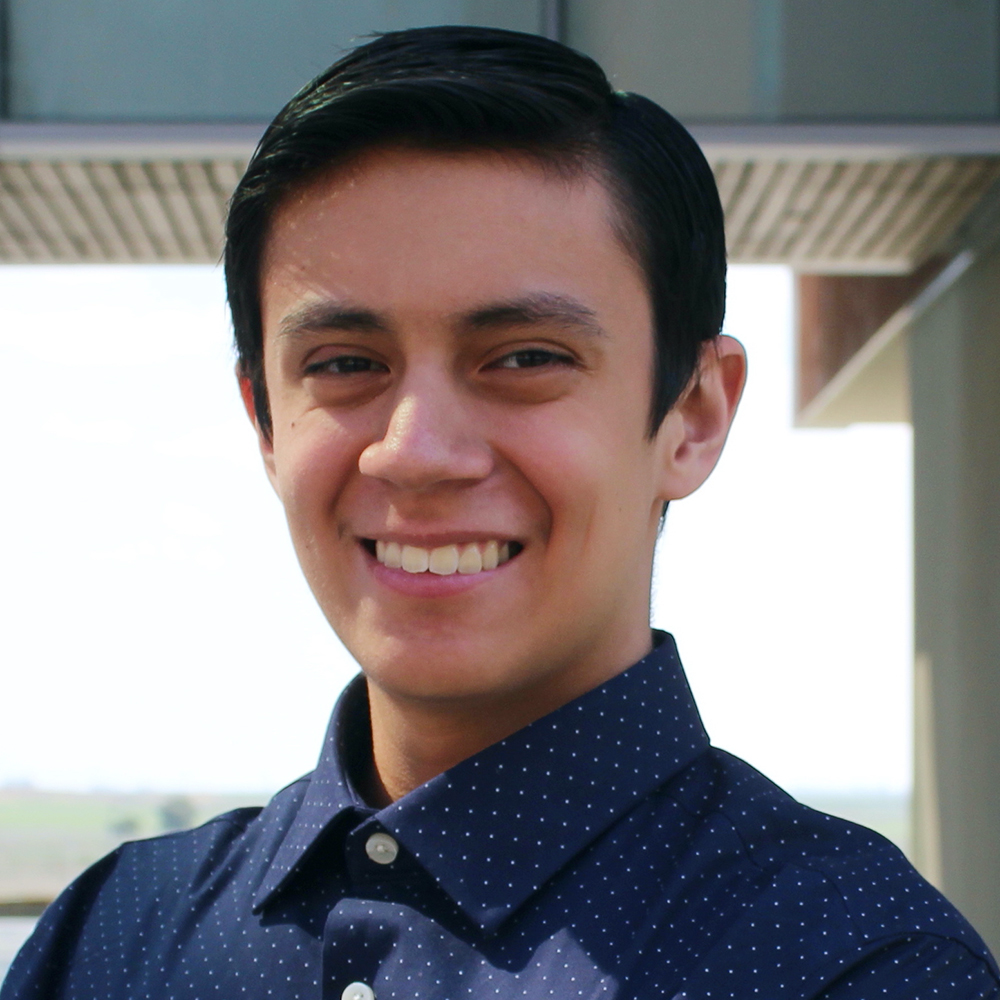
[0,788,268,909]
[0,787,911,911]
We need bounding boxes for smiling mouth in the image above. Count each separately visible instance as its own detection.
[362,539,523,575]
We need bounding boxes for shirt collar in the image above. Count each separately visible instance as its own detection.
[251,676,369,912]
[253,632,710,931]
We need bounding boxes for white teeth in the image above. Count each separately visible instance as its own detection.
[374,539,513,575]
[481,540,499,571]
[457,544,482,574]
[401,545,429,573]
[429,544,459,575]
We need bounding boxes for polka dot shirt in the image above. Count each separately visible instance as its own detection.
[5,634,998,999]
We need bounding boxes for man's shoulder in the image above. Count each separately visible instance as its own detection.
[654,747,999,996]
[0,778,310,1000]
[679,748,963,928]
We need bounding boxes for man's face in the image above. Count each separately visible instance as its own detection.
[255,147,680,712]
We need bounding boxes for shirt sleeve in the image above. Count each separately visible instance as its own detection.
[818,935,1000,1000]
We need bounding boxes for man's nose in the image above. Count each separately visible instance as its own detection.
[358,384,494,490]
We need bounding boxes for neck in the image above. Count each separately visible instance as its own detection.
[363,629,655,805]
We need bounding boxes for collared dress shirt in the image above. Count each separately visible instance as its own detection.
[4,634,998,1000]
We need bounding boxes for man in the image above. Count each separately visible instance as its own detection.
[4,25,997,1000]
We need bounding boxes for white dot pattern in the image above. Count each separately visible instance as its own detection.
[3,634,997,999]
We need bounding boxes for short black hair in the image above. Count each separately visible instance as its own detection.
[225,25,726,439]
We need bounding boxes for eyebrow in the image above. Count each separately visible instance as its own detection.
[276,292,605,341]
[277,301,389,340]
[461,293,605,337]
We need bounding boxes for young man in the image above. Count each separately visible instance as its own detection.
[5,26,998,1000]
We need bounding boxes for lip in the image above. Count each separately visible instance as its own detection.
[359,537,520,597]
[360,532,521,548]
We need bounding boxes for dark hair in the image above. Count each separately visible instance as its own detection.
[225,25,726,439]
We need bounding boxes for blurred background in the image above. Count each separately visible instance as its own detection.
[1,0,999,975]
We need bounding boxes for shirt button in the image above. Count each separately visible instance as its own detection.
[364,831,399,865]
[342,984,375,1000]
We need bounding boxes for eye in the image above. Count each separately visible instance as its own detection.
[305,354,389,376]
[491,348,576,370]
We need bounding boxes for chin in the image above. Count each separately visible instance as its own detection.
[373,665,519,706]
[350,632,532,704]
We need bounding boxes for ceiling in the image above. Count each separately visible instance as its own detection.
[2,123,1000,272]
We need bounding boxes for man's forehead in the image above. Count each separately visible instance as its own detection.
[263,144,619,261]
[258,144,648,335]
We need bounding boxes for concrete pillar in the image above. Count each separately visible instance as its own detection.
[910,240,1000,952]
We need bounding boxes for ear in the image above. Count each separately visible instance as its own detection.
[238,370,279,490]
[653,335,746,501]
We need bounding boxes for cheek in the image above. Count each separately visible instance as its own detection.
[270,417,360,521]
[563,424,659,546]
[508,413,650,541]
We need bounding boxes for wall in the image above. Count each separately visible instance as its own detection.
[4,1,998,123]
[782,0,999,121]
[910,239,1000,952]
[566,0,1000,121]
[4,0,543,120]
[564,0,760,119]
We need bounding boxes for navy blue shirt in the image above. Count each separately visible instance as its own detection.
[4,634,998,999]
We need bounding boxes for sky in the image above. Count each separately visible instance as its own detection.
[0,264,912,796]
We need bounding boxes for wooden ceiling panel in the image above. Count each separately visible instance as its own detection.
[0,149,996,272]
